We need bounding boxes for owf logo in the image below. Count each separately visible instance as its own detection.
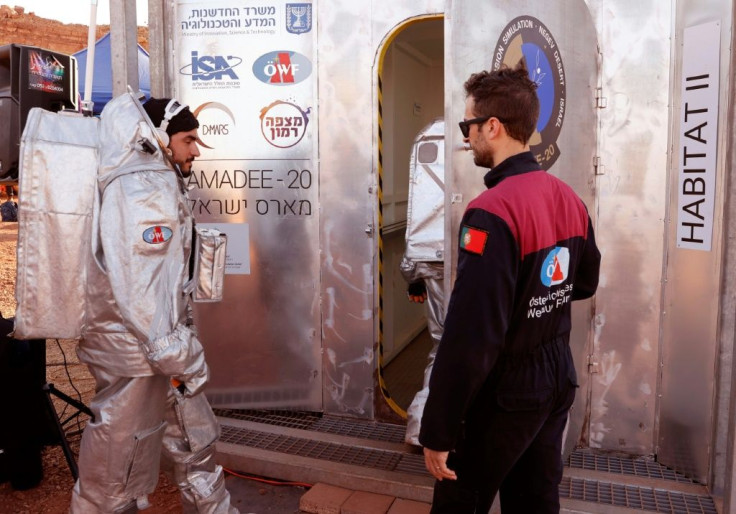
[252,51,312,85]
[540,247,570,287]
[142,226,173,245]
[259,100,311,148]
[192,102,236,150]
[180,51,242,81]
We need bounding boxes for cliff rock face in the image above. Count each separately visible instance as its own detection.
[0,4,148,55]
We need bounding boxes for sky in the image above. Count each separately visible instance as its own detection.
[11,0,149,25]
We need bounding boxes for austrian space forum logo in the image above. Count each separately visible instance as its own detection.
[492,16,566,170]
[540,247,570,287]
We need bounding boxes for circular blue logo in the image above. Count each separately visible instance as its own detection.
[493,16,566,170]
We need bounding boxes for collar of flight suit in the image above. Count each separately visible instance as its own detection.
[483,151,543,189]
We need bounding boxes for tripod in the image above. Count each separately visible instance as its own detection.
[43,380,93,480]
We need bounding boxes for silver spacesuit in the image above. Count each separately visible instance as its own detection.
[401,118,447,446]
[70,93,237,513]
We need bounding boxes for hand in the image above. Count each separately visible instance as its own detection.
[407,282,427,304]
[144,325,210,396]
[424,447,457,481]
[175,360,209,397]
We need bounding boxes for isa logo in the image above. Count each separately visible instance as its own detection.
[253,51,312,85]
[540,247,570,287]
[286,3,312,34]
[180,51,242,82]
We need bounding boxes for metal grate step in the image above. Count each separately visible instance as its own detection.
[560,476,717,513]
[219,424,424,474]
[568,449,699,485]
[214,408,407,443]
[216,411,718,513]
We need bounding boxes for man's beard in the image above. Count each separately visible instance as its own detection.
[473,148,494,169]
[179,160,194,177]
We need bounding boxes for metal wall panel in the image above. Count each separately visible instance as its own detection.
[446,0,598,454]
[171,0,322,410]
[582,0,671,456]
[660,0,732,486]
[318,1,443,418]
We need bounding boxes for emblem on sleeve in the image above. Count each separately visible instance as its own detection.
[460,226,488,255]
[143,226,173,244]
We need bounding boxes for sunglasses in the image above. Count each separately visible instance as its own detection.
[458,115,507,138]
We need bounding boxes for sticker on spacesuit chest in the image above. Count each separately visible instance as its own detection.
[142,226,173,244]
[460,225,488,255]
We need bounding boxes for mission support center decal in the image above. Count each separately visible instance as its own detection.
[492,16,566,170]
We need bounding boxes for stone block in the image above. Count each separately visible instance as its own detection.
[341,490,395,514]
[299,483,353,514]
[386,498,431,514]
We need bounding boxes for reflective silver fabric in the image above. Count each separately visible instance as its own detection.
[79,93,194,376]
[193,228,227,303]
[404,118,445,263]
[14,109,99,340]
[401,262,445,446]
[70,370,236,513]
[71,93,236,512]
[401,118,447,445]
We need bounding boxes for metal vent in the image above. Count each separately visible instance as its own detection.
[220,425,413,472]
[216,409,407,443]
[560,477,717,513]
[394,453,429,475]
[568,450,698,484]
[208,387,313,408]
[312,416,406,443]
[214,409,322,430]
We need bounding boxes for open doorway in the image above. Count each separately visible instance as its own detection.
[377,16,444,418]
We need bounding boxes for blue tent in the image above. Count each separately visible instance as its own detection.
[73,33,150,115]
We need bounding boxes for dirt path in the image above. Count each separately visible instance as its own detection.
[0,221,181,512]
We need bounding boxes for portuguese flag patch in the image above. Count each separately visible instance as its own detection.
[460,225,488,255]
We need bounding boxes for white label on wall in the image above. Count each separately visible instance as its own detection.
[677,21,720,251]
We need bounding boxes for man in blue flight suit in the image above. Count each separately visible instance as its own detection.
[419,64,601,513]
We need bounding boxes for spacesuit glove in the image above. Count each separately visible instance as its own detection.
[143,325,210,396]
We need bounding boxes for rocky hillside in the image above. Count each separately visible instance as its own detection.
[0,4,148,55]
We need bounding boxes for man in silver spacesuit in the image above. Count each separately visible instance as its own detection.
[400,118,447,446]
[70,93,238,513]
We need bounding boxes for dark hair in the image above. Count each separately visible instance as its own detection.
[463,63,539,144]
[142,97,199,137]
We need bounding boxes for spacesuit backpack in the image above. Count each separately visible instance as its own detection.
[13,93,226,340]
[13,108,99,340]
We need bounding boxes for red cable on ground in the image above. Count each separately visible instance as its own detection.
[223,467,313,489]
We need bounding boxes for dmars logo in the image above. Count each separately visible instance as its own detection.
[252,51,312,85]
[192,102,236,150]
[180,51,242,82]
